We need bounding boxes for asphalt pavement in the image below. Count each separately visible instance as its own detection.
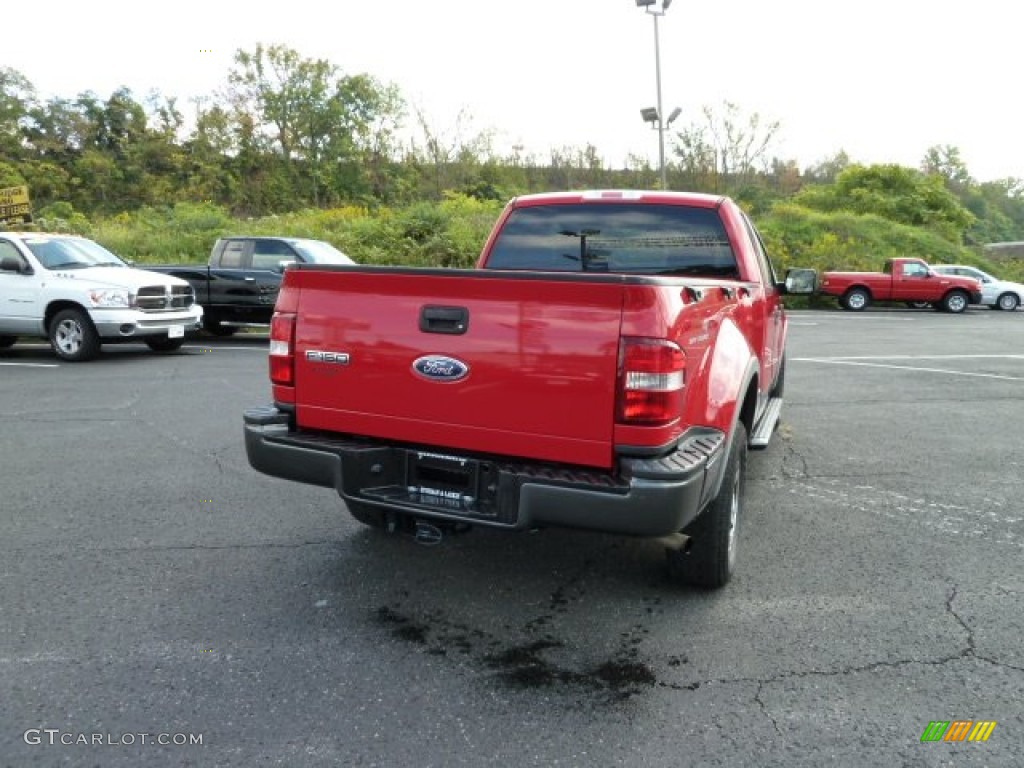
[1,308,1022,767]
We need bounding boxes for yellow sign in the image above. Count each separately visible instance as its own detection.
[0,185,32,224]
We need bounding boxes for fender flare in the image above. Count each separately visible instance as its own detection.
[700,349,759,508]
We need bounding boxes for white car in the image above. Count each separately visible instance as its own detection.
[931,264,1024,311]
[0,232,203,361]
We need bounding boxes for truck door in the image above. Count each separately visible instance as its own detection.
[248,239,293,309]
[0,237,41,334]
[208,238,260,310]
[743,218,783,397]
[896,260,934,302]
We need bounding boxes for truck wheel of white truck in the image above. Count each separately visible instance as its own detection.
[666,422,747,589]
[49,308,101,362]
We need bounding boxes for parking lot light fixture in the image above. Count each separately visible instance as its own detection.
[635,0,673,189]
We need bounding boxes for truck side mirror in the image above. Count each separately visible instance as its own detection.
[0,255,30,274]
[781,268,817,295]
[276,260,296,273]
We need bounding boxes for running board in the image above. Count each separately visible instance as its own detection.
[749,397,783,449]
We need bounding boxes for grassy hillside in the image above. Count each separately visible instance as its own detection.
[29,195,1024,284]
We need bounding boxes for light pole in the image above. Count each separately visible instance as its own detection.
[635,0,676,189]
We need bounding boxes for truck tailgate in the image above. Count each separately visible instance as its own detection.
[291,270,625,468]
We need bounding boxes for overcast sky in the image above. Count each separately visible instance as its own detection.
[5,0,1020,182]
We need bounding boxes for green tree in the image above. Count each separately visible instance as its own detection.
[921,145,972,191]
[228,43,405,209]
[794,164,975,242]
[671,101,781,193]
[0,67,35,160]
[803,151,852,185]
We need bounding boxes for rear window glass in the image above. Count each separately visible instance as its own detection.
[485,203,737,277]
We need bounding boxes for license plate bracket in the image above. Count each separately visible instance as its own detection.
[406,450,479,506]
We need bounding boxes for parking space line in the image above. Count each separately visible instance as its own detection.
[796,354,1024,361]
[0,362,59,368]
[794,358,1024,381]
[183,345,267,352]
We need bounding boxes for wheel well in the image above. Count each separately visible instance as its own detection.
[844,284,871,298]
[739,376,758,436]
[44,301,89,332]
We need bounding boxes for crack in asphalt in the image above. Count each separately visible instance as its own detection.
[755,680,782,735]
[688,584,1024,733]
[945,585,976,655]
[780,435,809,478]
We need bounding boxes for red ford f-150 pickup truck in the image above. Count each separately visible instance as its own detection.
[243,190,814,588]
[820,257,982,312]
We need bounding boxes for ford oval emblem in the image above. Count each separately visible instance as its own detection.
[412,355,469,382]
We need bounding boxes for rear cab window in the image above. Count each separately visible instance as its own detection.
[484,203,738,278]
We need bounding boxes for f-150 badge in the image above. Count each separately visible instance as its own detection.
[412,355,469,382]
[306,350,350,364]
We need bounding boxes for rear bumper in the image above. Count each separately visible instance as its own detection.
[243,406,726,537]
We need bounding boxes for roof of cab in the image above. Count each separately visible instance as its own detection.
[507,189,728,208]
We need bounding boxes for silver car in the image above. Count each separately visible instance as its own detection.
[931,265,1024,311]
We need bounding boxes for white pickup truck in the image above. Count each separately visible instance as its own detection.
[0,232,203,361]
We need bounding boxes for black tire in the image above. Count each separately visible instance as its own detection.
[941,289,969,314]
[667,422,747,589]
[0,335,16,349]
[996,292,1020,311]
[49,308,101,361]
[145,337,186,353]
[841,287,870,311]
[203,315,238,336]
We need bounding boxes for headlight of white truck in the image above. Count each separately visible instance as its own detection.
[87,288,135,308]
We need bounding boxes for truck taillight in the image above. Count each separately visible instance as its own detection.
[617,338,686,424]
[269,312,296,386]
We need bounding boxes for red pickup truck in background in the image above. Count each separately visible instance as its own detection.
[243,190,814,588]
[820,257,982,312]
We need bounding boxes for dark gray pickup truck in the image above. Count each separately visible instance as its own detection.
[148,236,354,335]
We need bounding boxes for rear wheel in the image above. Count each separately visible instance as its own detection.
[667,422,747,589]
[145,337,186,353]
[996,292,1020,311]
[49,308,101,361]
[841,287,870,311]
[941,290,969,314]
[0,335,16,349]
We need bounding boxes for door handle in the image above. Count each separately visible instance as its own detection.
[420,305,469,335]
